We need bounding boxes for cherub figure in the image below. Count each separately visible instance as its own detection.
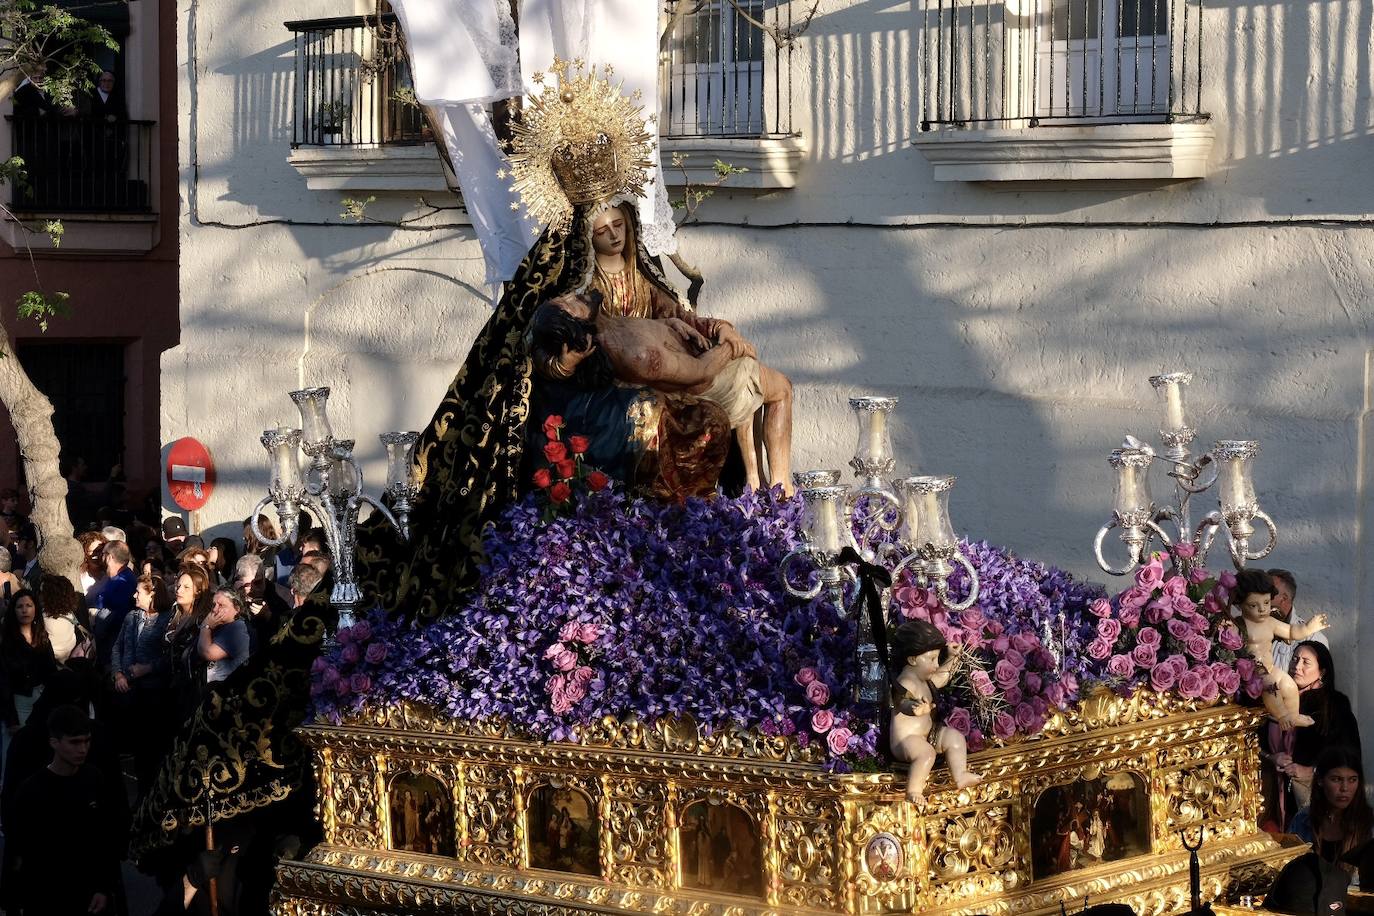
[889,620,984,805]
[1232,568,1329,728]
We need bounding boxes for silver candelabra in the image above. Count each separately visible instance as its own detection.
[781,397,981,704]
[252,386,421,631]
[1093,372,1278,575]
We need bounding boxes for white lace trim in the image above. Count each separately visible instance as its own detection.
[469,0,521,99]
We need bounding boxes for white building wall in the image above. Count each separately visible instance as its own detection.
[166,0,1374,754]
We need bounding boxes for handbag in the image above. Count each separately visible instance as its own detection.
[67,621,95,661]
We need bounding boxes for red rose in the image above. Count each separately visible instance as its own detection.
[555,459,576,479]
[543,441,568,463]
[586,470,610,492]
[542,415,564,440]
[568,435,590,455]
[532,468,552,488]
[549,482,572,504]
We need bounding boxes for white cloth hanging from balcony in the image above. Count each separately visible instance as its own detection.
[384,0,676,288]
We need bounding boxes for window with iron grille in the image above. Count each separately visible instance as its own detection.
[919,0,1206,129]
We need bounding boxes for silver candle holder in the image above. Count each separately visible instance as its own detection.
[252,386,420,632]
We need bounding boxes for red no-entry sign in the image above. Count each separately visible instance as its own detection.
[166,437,216,511]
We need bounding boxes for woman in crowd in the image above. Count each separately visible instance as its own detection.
[1291,746,1373,869]
[199,587,251,683]
[37,573,90,666]
[166,564,212,720]
[0,589,57,764]
[112,572,175,798]
[243,514,282,583]
[1268,641,1362,825]
[77,530,108,603]
[207,537,239,588]
[0,547,21,602]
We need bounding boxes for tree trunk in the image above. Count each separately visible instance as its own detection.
[0,343,82,588]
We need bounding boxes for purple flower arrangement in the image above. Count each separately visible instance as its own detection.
[311,491,1260,763]
[311,487,880,766]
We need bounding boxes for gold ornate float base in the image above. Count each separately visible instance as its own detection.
[271,695,1302,915]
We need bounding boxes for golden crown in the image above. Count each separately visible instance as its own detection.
[506,59,656,234]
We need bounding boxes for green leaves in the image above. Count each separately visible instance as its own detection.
[16,289,70,333]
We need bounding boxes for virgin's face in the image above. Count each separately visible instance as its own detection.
[591,209,626,257]
[1322,766,1360,810]
[14,595,35,626]
[1291,646,1323,690]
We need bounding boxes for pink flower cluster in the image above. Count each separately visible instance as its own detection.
[311,619,387,703]
[1098,554,1260,700]
[795,666,853,755]
[544,621,602,715]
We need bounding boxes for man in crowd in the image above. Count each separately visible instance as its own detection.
[288,563,324,609]
[0,487,25,530]
[235,553,292,651]
[92,541,137,669]
[4,706,126,915]
[1267,568,1328,676]
[162,515,189,553]
[14,525,41,591]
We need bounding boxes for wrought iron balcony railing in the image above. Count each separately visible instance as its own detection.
[919,0,1208,128]
[5,116,155,213]
[287,5,796,149]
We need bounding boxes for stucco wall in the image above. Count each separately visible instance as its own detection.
[167,0,1374,755]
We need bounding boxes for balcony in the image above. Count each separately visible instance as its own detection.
[912,0,1214,181]
[6,116,155,212]
[285,6,803,194]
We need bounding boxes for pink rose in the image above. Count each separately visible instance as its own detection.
[1236,657,1255,680]
[1178,669,1205,699]
[573,665,595,685]
[1087,637,1112,660]
[945,706,973,736]
[349,672,371,694]
[340,643,360,665]
[577,623,601,643]
[1108,654,1136,678]
[336,625,353,646]
[1131,643,1158,669]
[558,622,581,642]
[1189,567,1210,584]
[992,712,1017,741]
[992,635,1011,654]
[1217,625,1243,651]
[1219,571,1238,590]
[827,726,854,755]
[1010,633,1037,655]
[333,678,350,697]
[1119,604,1141,628]
[1167,618,1194,641]
[1135,560,1165,592]
[563,678,587,704]
[1045,682,1067,708]
[1186,634,1211,661]
[1098,618,1122,643]
[1120,586,1151,609]
[552,648,578,672]
[960,607,987,630]
[1004,687,1024,706]
[1062,672,1079,696]
[794,667,819,686]
[1024,672,1043,695]
[550,690,573,715]
[1215,667,1241,695]
[1090,597,1113,618]
[1163,575,1189,599]
[1197,669,1220,703]
[351,621,372,642]
[1165,654,1190,677]
[1173,542,1197,559]
[1149,662,1178,692]
[1137,626,1162,648]
[811,709,835,733]
[1145,599,1173,624]
[1171,593,1196,616]
[1244,675,1265,699]
[805,680,831,706]
[543,642,565,659]
[1004,648,1027,670]
[970,669,996,697]
[364,642,387,665]
[994,659,1020,689]
[1014,703,1042,734]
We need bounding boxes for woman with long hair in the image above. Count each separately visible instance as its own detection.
[112,573,176,798]
[0,589,57,763]
[207,537,239,588]
[1290,746,1374,869]
[37,573,90,665]
[1265,641,1362,827]
[165,564,213,722]
[77,530,108,603]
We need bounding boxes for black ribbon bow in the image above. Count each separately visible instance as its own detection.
[837,546,892,672]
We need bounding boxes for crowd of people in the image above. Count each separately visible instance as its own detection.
[0,487,329,915]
